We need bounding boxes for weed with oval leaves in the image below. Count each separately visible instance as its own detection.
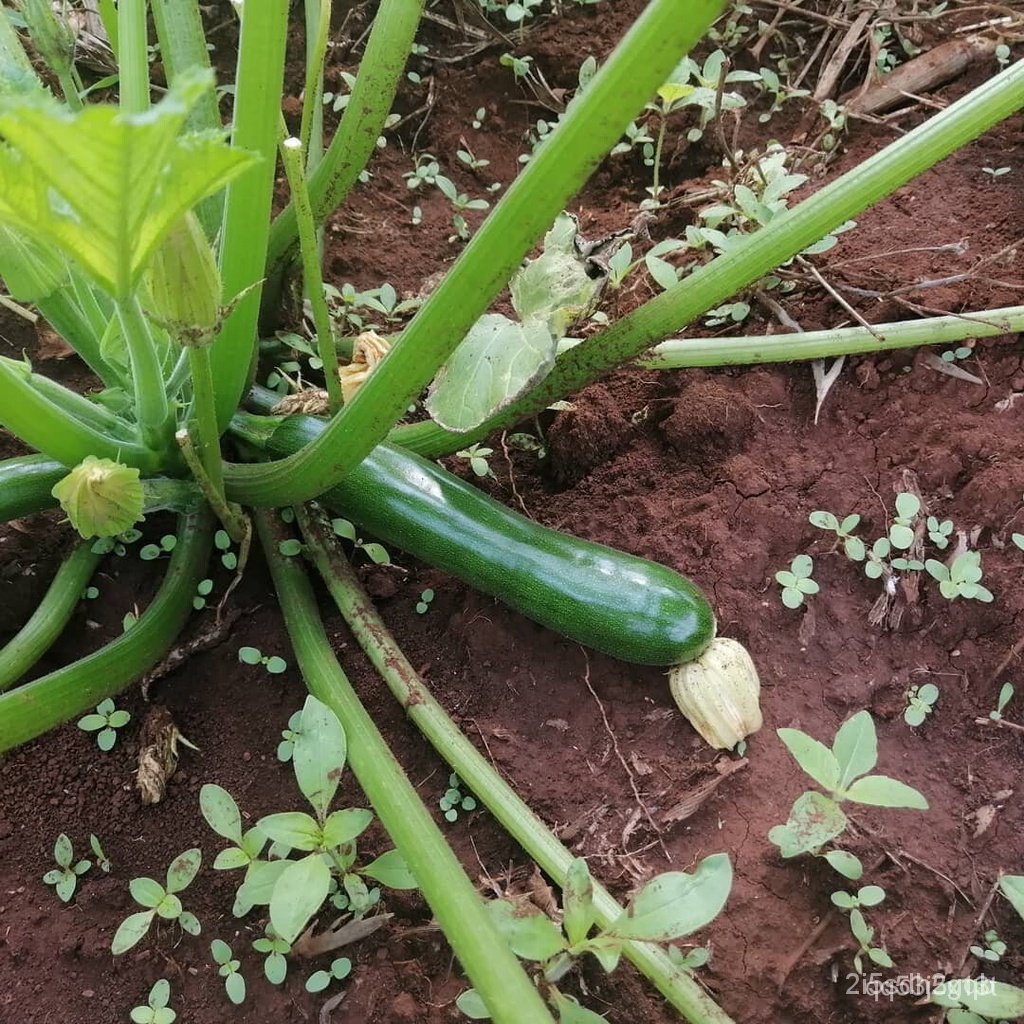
[130,979,176,1024]
[78,698,130,751]
[42,833,91,902]
[775,554,818,609]
[306,956,353,993]
[416,589,435,615]
[252,923,291,984]
[211,939,246,1005]
[277,709,303,762]
[904,683,939,727]
[925,551,993,603]
[330,518,390,565]
[440,773,478,823]
[990,683,1015,722]
[238,646,288,675]
[111,848,202,954]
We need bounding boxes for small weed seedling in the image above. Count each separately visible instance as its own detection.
[43,833,91,902]
[252,924,291,984]
[769,710,928,860]
[832,884,892,973]
[440,773,478,823]
[91,528,142,558]
[970,928,1006,963]
[330,518,391,565]
[306,956,353,993]
[456,854,732,1021]
[238,646,288,675]
[111,849,202,954]
[926,516,954,549]
[831,884,886,911]
[416,589,435,615]
[211,939,246,1005]
[809,510,866,560]
[139,534,177,561]
[130,979,176,1024]
[775,554,818,609]
[90,833,111,873]
[200,696,418,943]
[192,578,214,610]
[990,683,1015,721]
[214,529,238,570]
[667,944,711,972]
[457,444,495,478]
[904,683,939,727]
[983,165,1011,178]
[277,709,303,762]
[818,849,864,882]
[940,346,972,366]
[78,698,130,751]
[925,551,994,603]
[1013,531,1024,552]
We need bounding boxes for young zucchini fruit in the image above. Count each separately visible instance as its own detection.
[230,409,717,667]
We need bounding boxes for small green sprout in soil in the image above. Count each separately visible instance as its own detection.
[809,510,865,560]
[990,683,1015,722]
[457,444,495,478]
[667,945,711,972]
[996,43,1012,67]
[1012,531,1024,552]
[330,518,391,565]
[499,52,534,82]
[238,646,288,675]
[42,833,91,902]
[831,884,886,911]
[91,528,142,558]
[775,554,818,609]
[925,551,994,603]
[111,848,202,954]
[278,537,304,557]
[139,534,177,560]
[889,492,920,550]
[983,165,1011,178]
[306,957,353,994]
[457,144,490,172]
[403,153,454,193]
[211,939,246,1005]
[90,833,111,873]
[970,928,1007,963]
[252,923,291,985]
[78,697,131,751]
[831,886,892,974]
[130,979,176,1024]
[456,853,731,1020]
[214,529,238,571]
[416,589,435,614]
[904,683,939,727]
[926,516,954,549]
[769,710,928,861]
[940,346,973,364]
[82,585,99,600]
[440,772,477,823]
[277,709,303,762]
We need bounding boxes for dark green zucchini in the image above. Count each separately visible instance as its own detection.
[231,409,716,667]
[0,453,64,522]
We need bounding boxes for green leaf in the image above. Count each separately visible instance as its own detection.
[54,833,74,868]
[455,989,491,1020]
[551,991,609,1023]
[831,711,878,789]
[830,891,856,909]
[130,877,166,908]
[606,853,732,942]
[210,939,233,964]
[107,709,131,728]
[563,857,596,946]
[264,951,287,985]
[97,728,117,751]
[213,848,252,871]
[845,536,866,561]
[485,898,568,961]
[55,872,77,902]
[270,854,332,944]
[895,492,920,520]
[999,875,1024,923]
[305,971,332,994]
[849,908,871,945]
[200,784,243,844]
[166,848,202,893]
[111,910,155,954]
[781,587,804,609]
[78,713,107,731]
[889,524,914,550]
[320,808,373,849]
[361,542,390,565]
[236,859,289,908]
[904,705,927,727]
[265,656,288,674]
[155,893,183,919]
[869,947,893,967]
[933,980,1024,1018]
[225,971,246,1005]
[844,775,928,809]
[791,554,813,578]
[426,313,557,433]
[858,885,885,907]
[362,849,418,890]
[809,511,838,531]
[238,646,263,665]
[777,728,840,791]
[0,73,254,298]
[768,792,847,857]
[178,911,200,936]
[292,695,347,820]
[257,812,323,852]
[824,850,863,881]
[645,253,679,290]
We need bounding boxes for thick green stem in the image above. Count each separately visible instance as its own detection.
[185,344,227,501]
[117,0,150,114]
[36,287,118,386]
[297,510,735,1024]
[0,542,102,692]
[388,59,1024,459]
[0,357,160,471]
[116,296,173,455]
[256,509,558,1024]
[263,0,425,292]
[209,0,290,430]
[0,508,213,753]
[300,0,330,167]
[279,137,342,412]
[226,0,725,507]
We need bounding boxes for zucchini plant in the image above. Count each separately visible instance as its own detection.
[0,1,1023,1021]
